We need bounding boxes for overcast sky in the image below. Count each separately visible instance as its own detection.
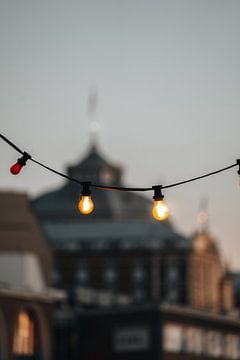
[0,1,240,267]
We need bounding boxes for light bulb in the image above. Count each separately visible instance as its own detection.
[152,199,169,221]
[78,195,94,215]
[10,152,31,175]
[152,185,169,221]
[10,162,23,175]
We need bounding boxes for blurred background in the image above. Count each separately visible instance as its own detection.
[0,1,240,359]
[0,0,239,267]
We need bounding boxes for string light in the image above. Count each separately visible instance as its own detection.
[152,186,169,221]
[10,152,31,175]
[0,133,239,221]
[78,182,94,215]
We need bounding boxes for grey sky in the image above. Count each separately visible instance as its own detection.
[0,1,239,267]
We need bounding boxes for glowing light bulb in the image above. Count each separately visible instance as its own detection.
[78,195,94,215]
[10,162,23,175]
[152,185,169,221]
[152,199,169,221]
[78,183,94,215]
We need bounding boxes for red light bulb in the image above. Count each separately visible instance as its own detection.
[9,152,31,175]
[10,162,22,175]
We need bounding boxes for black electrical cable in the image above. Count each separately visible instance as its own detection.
[162,163,237,189]
[0,133,239,191]
[31,158,82,185]
[93,184,152,191]
[0,134,24,155]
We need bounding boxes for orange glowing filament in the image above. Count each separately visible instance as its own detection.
[78,195,94,215]
[152,199,169,221]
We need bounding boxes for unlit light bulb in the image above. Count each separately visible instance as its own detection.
[78,195,94,215]
[152,199,169,221]
[10,152,31,175]
[10,162,23,175]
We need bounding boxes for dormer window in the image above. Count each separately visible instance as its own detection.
[101,168,114,184]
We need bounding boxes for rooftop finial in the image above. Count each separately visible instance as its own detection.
[87,87,100,150]
[197,197,209,234]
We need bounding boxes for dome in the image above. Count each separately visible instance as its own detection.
[32,144,153,221]
[32,145,189,250]
[192,231,219,254]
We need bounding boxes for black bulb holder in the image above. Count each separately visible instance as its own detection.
[17,152,31,166]
[81,182,92,196]
[152,185,164,201]
[237,159,240,175]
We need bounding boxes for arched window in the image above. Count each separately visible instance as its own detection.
[13,311,34,356]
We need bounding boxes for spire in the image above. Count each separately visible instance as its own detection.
[197,197,210,234]
[87,87,100,150]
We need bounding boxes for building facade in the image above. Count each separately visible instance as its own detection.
[0,288,53,360]
[32,145,234,314]
[0,193,62,360]
[71,305,240,360]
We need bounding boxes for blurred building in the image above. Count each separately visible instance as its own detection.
[2,144,238,360]
[230,272,240,312]
[74,305,240,360]
[0,193,63,360]
[32,144,234,314]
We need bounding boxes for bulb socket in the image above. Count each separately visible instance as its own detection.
[81,182,92,196]
[17,152,31,167]
[152,185,164,201]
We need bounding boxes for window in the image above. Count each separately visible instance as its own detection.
[104,267,117,284]
[204,331,222,357]
[183,327,203,354]
[76,267,89,284]
[132,261,146,303]
[13,311,34,356]
[132,265,145,283]
[163,323,240,359]
[223,335,240,359]
[163,323,183,352]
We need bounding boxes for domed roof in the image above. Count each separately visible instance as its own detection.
[192,231,219,254]
[33,144,153,221]
[32,145,189,250]
[67,144,122,186]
